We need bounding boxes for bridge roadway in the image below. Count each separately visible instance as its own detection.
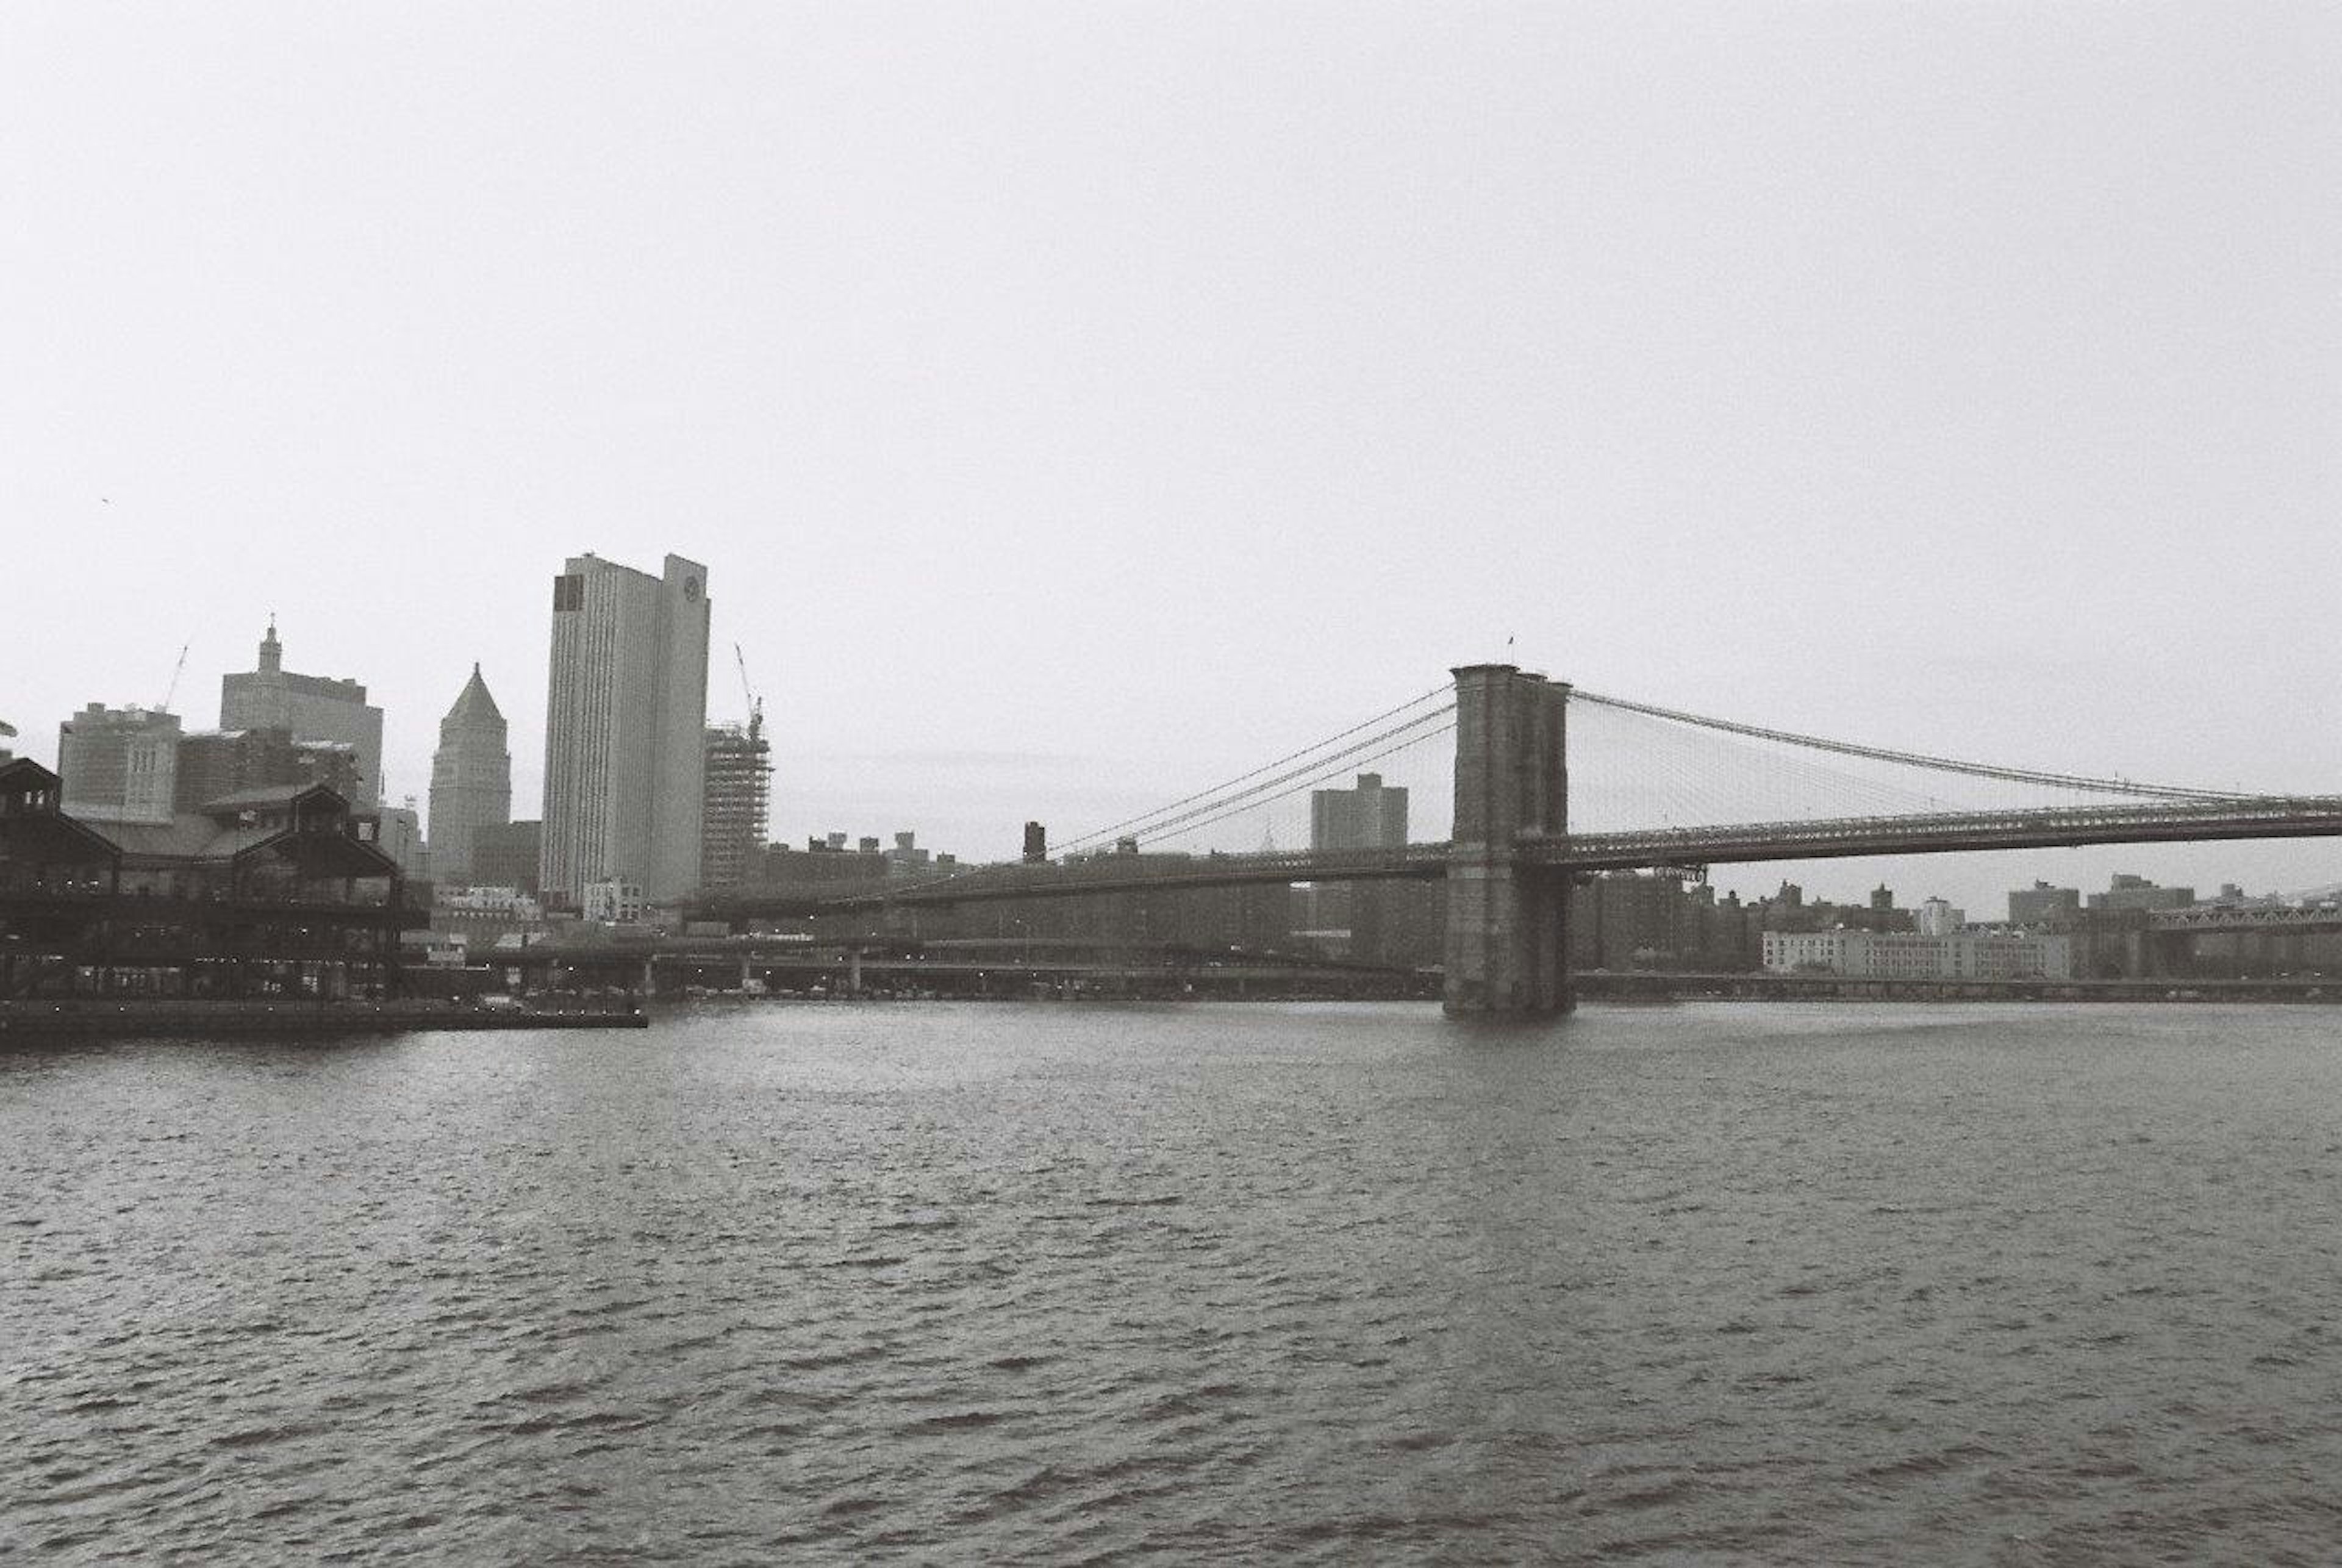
[698,797,2342,919]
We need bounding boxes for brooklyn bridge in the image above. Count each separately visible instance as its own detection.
[695,664,2342,1017]
[12,662,2337,1015]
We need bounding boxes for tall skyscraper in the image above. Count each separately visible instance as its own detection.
[540,553,711,903]
[220,621,385,804]
[57,704,181,824]
[700,708,772,894]
[426,665,512,886]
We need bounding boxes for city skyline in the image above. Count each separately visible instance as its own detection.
[7,582,2341,915]
[5,4,2338,914]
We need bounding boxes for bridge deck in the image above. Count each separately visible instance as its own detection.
[692,798,2342,919]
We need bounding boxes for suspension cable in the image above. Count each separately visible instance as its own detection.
[1125,719,1458,850]
[1086,704,1455,850]
[860,718,1459,901]
[1571,689,2252,803]
[1054,683,1456,853]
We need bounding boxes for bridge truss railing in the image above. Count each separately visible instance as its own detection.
[2148,903,2342,933]
[1547,797,2342,871]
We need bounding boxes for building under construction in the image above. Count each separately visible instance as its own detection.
[700,710,772,894]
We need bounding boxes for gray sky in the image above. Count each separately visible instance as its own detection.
[5,2,2338,913]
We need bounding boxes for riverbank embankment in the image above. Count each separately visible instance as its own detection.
[0,998,646,1039]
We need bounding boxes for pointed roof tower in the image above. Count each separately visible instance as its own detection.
[443,663,505,728]
[429,663,514,884]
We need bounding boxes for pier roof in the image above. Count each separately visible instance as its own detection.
[93,782,400,881]
[0,759,122,868]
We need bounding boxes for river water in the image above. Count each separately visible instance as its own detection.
[5,1002,2340,1564]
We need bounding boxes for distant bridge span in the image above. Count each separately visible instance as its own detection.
[691,664,2342,1018]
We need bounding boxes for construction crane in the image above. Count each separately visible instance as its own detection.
[734,643,763,740]
[703,644,775,892]
[157,642,190,714]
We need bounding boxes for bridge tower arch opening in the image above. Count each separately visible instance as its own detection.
[1444,664,1572,1017]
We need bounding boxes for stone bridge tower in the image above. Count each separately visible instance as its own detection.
[1445,664,1571,1016]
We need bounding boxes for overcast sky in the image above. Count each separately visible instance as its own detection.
[5,2,2337,912]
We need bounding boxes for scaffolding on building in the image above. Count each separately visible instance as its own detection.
[700,709,773,894]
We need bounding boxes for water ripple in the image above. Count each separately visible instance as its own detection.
[7,1001,2342,1563]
